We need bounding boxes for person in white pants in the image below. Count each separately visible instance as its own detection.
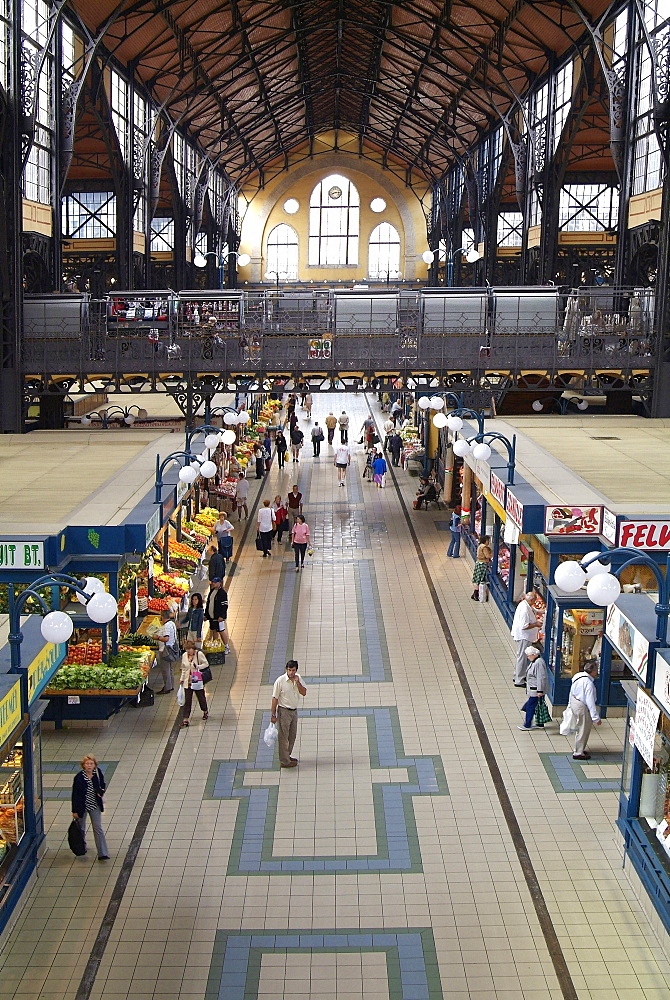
[569,659,601,759]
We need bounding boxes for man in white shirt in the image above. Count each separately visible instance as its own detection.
[334,443,351,485]
[510,592,540,686]
[154,609,178,693]
[271,659,307,767]
[257,499,276,557]
[569,659,601,759]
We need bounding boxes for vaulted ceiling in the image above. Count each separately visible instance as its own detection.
[69,0,614,184]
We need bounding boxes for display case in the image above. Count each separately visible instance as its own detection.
[0,741,25,868]
[559,609,604,678]
[176,292,244,337]
[106,291,175,337]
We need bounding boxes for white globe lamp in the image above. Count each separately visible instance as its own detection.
[76,575,105,606]
[583,550,611,579]
[238,410,250,424]
[86,592,118,624]
[429,396,445,410]
[417,396,431,410]
[422,250,435,264]
[124,414,136,425]
[432,412,448,429]
[577,400,589,411]
[532,400,543,412]
[221,429,237,445]
[472,442,492,461]
[41,611,74,643]
[178,465,198,484]
[80,415,92,426]
[465,248,481,264]
[223,412,237,425]
[554,561,587,593]
[446,415,463,432]
[204,433,220,450]
[199,460,217,479]
[236,253,251,267]
[586,573,621,606]
[453,439,472,457]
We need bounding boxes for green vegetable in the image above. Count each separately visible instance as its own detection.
[48,664,144,691]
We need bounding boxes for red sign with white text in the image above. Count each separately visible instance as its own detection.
[505,491,524,530]
[489,472,506,507]
[618,520,670,550]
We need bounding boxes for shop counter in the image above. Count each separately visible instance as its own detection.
[41,686,142,728]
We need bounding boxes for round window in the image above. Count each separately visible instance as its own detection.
[370,198,386,213]
[283,198,299,214]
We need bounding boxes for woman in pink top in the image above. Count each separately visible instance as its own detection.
[291,515,310,571]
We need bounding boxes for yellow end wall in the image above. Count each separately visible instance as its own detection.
[237,153,430,284]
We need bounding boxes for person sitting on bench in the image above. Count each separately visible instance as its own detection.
[415,479,438,510]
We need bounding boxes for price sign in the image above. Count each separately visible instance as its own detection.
[67,696,81,705]
[634,689,660,770]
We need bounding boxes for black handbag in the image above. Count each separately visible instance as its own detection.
[68,819,87,856]
[255,533,264,551]
[200,664,213,684]
[136,682,155,707]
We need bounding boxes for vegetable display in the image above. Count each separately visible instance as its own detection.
[47,664,145,691]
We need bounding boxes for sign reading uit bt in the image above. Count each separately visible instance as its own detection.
[0,540,44,569]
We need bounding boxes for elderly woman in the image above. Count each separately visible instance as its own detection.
[518,647,549,731]
[71,754,109,860]
[179,640,209,727]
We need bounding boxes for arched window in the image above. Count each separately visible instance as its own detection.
[266,224,299,279]
[309,174,359,266]
[368,223,401,280]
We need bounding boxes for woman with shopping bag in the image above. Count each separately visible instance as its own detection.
[178,641,209,727]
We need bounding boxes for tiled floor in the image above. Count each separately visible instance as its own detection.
[1,393,669,999]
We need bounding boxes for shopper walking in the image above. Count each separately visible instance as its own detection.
[325,412,337,445]
[518,647,549,731]
[154,609,179,693]
[383,416,395,451]
[205,577,229,653]
[447,506,461,557]
[254,444,265,479]
[304,392,313,419]
[263,432,273,471]
[71,755,109,860]
[360,414,375,447]
[372,451,387,488]
[179,641,209,727]
[334,442,351,485]
[213,512,234,562]
[272,495,289,544]
[291,514,310,571]
[471,534,493,602]
[338,411,349,443]
[389,431,402,467]
[271,659,307,767]
[569,659,601,759]
[257,499,276,557]
[311,422,324,456]
[275,430,288,470]
[207,541,225,582]
[290,426,304,462]
[235,473,249,520]
[511,591,541,685]
[287,484,303,523]
[182,593,205,648]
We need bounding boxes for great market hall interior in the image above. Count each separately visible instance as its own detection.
[2,2,670,999]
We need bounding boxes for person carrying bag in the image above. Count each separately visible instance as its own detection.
[179,641,209,726]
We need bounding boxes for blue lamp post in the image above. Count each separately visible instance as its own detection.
[193,250,251,289]
[8,574,118,836]
[154,450,218,504]
[416,392,488,477]
[452,431,517,485]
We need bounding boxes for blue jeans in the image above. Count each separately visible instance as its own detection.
[447,529,461,557]
[521,695,539,728]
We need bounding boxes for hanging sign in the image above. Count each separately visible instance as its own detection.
[27,641,67,704]
[0,679,21,748]
[618,520,670,550]
[544,506,602,535]
[309,339,332,359]
[605,604,649,683]
[145,508,161,549]
[601,507,617,544]
[489,472,506,509]
[653,651,670,717]
[0,541,45,570]
[505,491,524,531]
[634,689,660,770]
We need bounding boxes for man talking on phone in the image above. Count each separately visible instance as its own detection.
[271,660,307,767]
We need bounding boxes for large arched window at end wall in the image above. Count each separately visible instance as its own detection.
[266,223,299,279]
[368,222,401,280]
[309,174,359,266]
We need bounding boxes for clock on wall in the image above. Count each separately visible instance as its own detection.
[328,185,342,200]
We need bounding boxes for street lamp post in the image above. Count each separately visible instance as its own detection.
[416,393,488,477]
[154,450,218,504]
[8,574,118,836]
[554,550,670,646]
[193,250,251,289]
[79,405,147,428]
[422,246,482,286]
[451,431,517,485]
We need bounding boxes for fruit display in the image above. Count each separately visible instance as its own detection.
[64,640,104,666]
[147,596,172,612]
[167,539,200,571]
[154,572,190,598]
[195,507,219,530]
[182,521,209,549]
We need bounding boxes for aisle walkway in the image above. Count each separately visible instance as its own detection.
[1,393,669,1000]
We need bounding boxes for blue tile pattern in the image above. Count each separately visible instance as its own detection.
[206,707,448,874]
[42,760,118,799]
[205,928,443,1000]
[540,752,621,792]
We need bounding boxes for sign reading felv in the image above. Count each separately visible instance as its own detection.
[489,472,506,508]
[619,520,670,550]
[505,491,524,530]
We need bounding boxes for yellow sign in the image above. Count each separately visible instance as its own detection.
[27,642,66,704]
[0,679,21,747]
[484,492,506,522]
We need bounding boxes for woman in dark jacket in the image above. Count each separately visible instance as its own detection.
[275,429,287,470]
[72,754,109,860]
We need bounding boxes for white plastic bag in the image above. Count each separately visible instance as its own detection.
[176,685,186,707]
[263,722,278,747]
[559,706,577,736]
